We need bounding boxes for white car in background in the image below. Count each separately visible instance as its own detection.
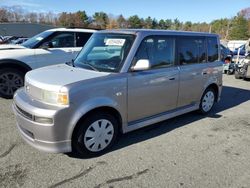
[0,28,95,98]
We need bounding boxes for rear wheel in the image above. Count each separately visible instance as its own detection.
[72,112,119,157]
[0,68,24,99]
[198,88,216,114]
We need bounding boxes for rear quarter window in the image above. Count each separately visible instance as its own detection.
[207,37,219,62]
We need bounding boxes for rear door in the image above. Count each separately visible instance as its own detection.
[177,36,208,107]
[127,36,179,123]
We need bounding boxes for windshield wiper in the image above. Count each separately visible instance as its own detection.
[75,61,100,72]
[83,62,100,72]
[65,59,75,67]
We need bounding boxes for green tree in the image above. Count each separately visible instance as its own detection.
[165,19,172,29]
[173,18,182,30]
[158,19,166,29]
[152,18,158,29]
[183,21,192,31]
[92,12,109,29]
[210,18,230,39]
[128,15,142,28]
[144,16,153,29]
[117,14,127,28]
[76,11,89,27]
[229,15,249,40]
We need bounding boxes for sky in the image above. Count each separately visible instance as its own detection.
[0,0,249,23]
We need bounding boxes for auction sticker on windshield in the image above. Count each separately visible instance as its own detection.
[105,39,125,46]
[36,37,43,41]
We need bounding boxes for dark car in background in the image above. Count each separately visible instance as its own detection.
[233,44,246,56]
[220,44,233,60]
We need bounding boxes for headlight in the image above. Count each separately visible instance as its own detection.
[42,87,69,106]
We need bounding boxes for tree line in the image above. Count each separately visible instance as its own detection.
[0,6,249,40]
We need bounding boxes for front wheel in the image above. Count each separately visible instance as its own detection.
[198,88,216,114]
[0,68,24,99]
[72,112,119,158]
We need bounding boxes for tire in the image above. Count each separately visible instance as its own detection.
[234,72,242,79]
[0,68,25,99]
[72,112,119,158]
[224,70,228,74]
[198,88,216,114]
[243,77,250,81]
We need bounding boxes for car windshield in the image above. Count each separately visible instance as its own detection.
[74,33,135,72]
[22,31,53,48]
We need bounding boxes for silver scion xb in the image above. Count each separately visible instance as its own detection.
[13,30,223,157]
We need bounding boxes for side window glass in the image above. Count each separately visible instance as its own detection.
[178,37,207,65]
[198,38,206,63]
[135,36,174,69]
[76,32,93,47]
[207,37,219,62]
[41,32,75,48]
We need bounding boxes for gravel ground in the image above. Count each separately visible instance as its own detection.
[0,75,250,188]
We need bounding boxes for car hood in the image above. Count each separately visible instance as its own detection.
[0,44,27,50]
[25,64,111,92]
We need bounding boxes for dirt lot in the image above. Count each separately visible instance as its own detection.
[0,75,250,188]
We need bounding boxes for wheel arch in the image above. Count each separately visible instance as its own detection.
[205,83,219,102]
[71,106,123,142]
[0,59,32,74]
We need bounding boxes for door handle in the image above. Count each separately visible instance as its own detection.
[202,72,208,75]
[169,77,175,80]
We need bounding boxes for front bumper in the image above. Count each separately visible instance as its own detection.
[12,89,73,153]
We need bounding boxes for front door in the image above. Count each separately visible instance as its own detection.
[127,36,179,123]
[34,32,78,68]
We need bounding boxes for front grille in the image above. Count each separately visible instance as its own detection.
[15,104,33,121]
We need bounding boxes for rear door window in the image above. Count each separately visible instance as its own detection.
[177,37,206,65]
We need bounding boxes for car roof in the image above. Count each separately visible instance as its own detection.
[46,28,96,33]
[98,29,218,37]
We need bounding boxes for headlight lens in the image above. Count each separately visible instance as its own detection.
[42,87,69,105]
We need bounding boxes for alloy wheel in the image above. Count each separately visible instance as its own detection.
[0,72,24,96]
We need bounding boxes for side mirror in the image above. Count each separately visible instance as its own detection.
[41,41,53,49]
[131,59,150,71]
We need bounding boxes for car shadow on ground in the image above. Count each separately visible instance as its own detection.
[68,85,250,159]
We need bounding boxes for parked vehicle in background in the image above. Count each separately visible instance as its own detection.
[233,44,246,56]
[227,40,247,51]
[232,54,245,64]
[223,56,235,74]
[11,38,29,45]
[235,54,250,80]
[0,28,95,98]
[220,44,233,60]
[0,36,5,44]
[13,29,223,157]
[2,36,21,44]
